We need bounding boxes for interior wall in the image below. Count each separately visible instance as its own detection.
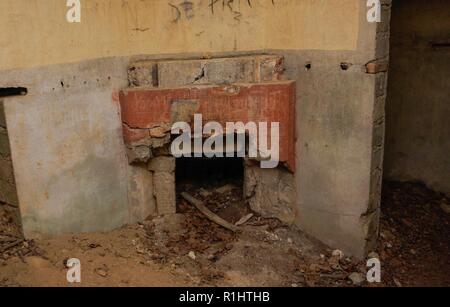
[384,0,450,196]
[0,0,386,258]
[0,0,359,70]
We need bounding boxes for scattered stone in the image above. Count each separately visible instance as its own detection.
[348,272,365,286]
[216,184,235,194]
[207,254,216,261]
[199,189,212,198]
[332,249,344,260]
[95,268,108,278]
[188,251,196,261]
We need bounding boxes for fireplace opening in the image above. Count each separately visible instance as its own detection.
[176,157,251,225]
[176,157,243,187]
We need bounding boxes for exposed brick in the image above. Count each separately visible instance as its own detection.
[366,61,389,74]
[120,81,296,172]
[122,124,149,144]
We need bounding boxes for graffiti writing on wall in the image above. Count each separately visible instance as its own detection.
[169,0,276,23]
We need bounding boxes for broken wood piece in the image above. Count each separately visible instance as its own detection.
[0,239,23,253]
[0,233,22,239]
[0,237,18,243]
[181,192,240,233]
[235,213,254,226]
[215,184,235,194]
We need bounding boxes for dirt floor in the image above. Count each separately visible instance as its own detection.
[0,181,449,287]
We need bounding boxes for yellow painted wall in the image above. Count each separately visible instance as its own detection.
[0,0,360,70]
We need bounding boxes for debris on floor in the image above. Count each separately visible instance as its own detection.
[0,207,43,263]
[376,181,450,287]
[0,181,449,287]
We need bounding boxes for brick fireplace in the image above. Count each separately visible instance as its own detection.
[119,55,297,223]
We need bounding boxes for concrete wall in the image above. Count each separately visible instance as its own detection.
[384,0,450,196]
[279,0,391,257]
[0,0,389,258]
[0,59,134,235]
[0,0,359,71]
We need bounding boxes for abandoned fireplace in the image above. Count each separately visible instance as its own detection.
[119,55,297,223]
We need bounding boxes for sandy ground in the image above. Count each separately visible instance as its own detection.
[0,181,449,287]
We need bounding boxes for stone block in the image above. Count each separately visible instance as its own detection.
[244,162,296,223]
[203,58,255,85]
[127,165,157,224]
[128,61,157,87]
[126,145,152,164]
[158,60,205,87]
[153,172,176,215]
[128,55,284,88]
[148,156,175,173]
[122,124,149,144]
[258,55,284,81]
